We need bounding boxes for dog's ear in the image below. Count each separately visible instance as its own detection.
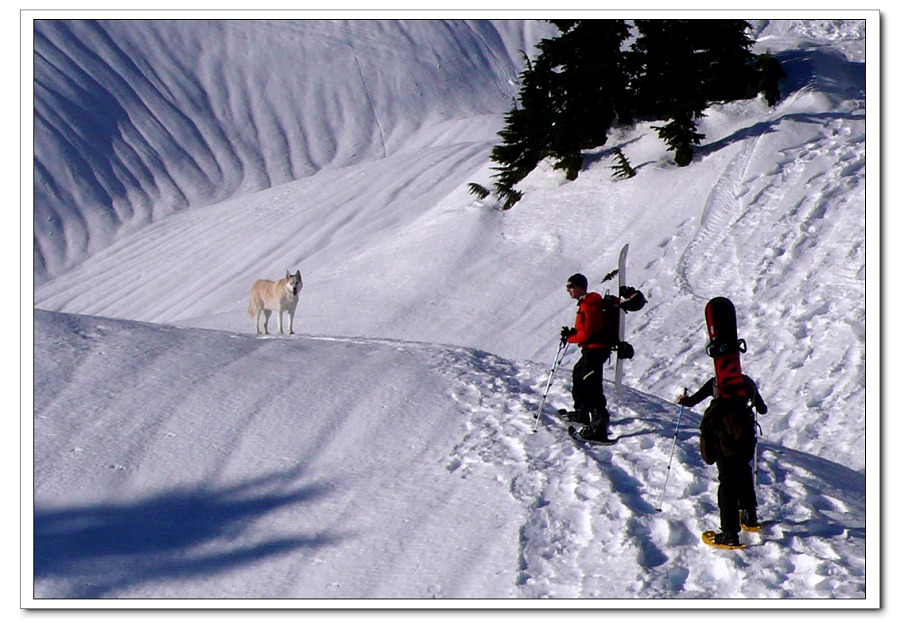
[285,270,290,279]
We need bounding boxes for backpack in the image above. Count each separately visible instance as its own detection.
[598,295,620,347]
[699,397,757,464]
[595,286,646,353]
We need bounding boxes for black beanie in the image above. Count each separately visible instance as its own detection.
[567,273,588,290]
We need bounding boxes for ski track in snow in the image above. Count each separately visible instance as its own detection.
[675,136,761,301]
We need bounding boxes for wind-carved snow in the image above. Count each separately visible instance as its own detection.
[33,19,553,284]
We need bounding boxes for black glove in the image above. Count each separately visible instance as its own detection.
[560,326,574,342]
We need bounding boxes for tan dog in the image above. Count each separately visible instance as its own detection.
[248,270,303,335]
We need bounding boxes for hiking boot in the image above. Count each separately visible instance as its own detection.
[589,407,611,432]
[577,425,613,443]
[740,509,760,530]
[713,530,742,547]
[569,409,591,425]
[558,408,591,424]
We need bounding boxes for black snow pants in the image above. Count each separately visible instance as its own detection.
[571,347,612,434]
[716,453,758,535]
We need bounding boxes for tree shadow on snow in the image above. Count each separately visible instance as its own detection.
[33,465,342,598]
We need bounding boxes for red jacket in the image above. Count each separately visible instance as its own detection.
[567,292,611,349]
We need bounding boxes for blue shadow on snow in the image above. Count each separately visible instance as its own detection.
[33,465,341,598]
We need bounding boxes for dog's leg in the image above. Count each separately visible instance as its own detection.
[263,309,272,335]
[276,307,284,335]
[287,309,295,335]
[251,304,260,335]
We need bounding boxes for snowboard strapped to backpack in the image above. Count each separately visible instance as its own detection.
[704,296,748,400]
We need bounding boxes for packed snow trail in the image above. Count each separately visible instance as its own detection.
[33,311,865,599]
[444,356,866,599]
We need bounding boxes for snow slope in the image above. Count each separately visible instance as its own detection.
[32,309,866,601]
[27,17,876,605]
[33,19,554,283]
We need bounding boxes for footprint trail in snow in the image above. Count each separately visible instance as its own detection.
[439,351,865,598]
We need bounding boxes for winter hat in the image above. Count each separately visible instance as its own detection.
[566,273,588,290]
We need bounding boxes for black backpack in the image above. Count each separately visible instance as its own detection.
[597,286,646,352]
[598,295,621,347]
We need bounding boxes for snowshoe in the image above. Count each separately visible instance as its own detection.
[701,530,746,550]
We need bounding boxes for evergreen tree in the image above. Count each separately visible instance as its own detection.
[489,55,554,206]
[538,20,632,179]
[632,20,753,166]
[481,19,787,206]
[696,20,758,103]
[755,50,788,106]
[610,147,636,179]
[488,20,630,204]
[630,20,707,121]
[467,182,490,200]
[652,110,706,167]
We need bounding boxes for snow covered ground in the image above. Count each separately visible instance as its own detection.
[23,14,880,610]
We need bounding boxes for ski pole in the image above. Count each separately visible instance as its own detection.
[753,408,761,490]
[657,389,687,512]
[531,339,570,432]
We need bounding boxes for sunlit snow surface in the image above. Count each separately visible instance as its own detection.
[31,18,871,603]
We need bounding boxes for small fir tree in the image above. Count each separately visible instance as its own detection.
[467,182,490,200]
[755,50,788,106]
[652,111,706,167]
[610,147,636,179]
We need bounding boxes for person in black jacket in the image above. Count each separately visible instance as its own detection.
[677,375,768,547]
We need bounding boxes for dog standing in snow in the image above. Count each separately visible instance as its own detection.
[248,270,303,335]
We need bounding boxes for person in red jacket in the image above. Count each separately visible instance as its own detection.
[561,273,614,442]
